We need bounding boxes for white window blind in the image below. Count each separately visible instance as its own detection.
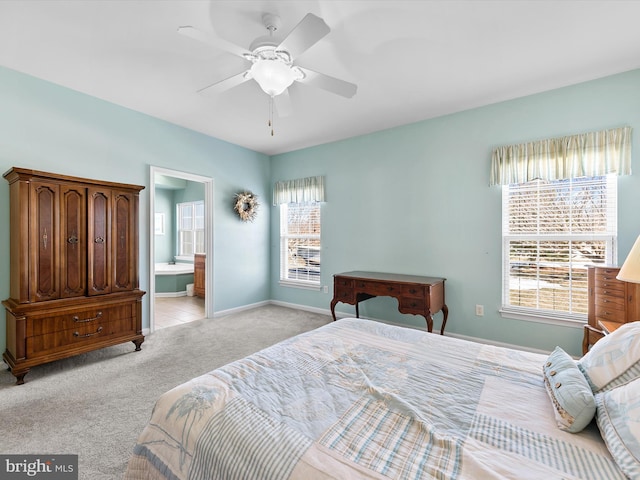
[280,203,321,287]
[178,201,205,256]
[502,175,617,321]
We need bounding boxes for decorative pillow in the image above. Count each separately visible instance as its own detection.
[578,321,640,393]
[543,346,596,433]
[595,377,640,479]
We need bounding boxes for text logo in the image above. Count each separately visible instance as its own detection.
[1,455,78,479]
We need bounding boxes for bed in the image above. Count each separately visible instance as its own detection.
[125,317,638,479]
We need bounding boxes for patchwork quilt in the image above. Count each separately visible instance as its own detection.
[125,318,623,479]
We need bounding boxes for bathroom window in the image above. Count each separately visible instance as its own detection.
[177,201,205,256]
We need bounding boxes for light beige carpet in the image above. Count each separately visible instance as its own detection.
[0,305,332,479]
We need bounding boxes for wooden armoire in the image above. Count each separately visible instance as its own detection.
[2,167,145,384]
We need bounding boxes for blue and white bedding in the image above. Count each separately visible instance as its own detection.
[125,318,624,479]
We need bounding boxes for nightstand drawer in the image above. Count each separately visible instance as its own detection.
[595,304,626,322]
[595,295,625,309]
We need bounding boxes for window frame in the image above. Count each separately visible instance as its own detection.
[500,174,617,327]
[279,202,322,290]
[176,200,205,259]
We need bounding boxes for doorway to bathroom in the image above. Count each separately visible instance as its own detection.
[149,166,214,332]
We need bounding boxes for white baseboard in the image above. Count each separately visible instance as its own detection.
[155,291,187,298]
[212,300,271,318]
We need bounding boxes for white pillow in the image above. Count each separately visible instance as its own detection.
[578,321,640,393]
[595,377,640,478]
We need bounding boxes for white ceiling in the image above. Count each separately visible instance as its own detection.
[1,1,640,156]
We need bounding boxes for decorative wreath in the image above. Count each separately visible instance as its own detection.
[233,191,259,222]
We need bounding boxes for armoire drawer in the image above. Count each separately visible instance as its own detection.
[27,317,136,357]
[28,303,135,336]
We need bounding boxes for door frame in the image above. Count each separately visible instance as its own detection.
[148,166,214,332]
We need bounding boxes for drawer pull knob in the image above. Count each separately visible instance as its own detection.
[67,235,79,245]
[74,326,103,338]
[95,236,105,244]
[73,311,103,323]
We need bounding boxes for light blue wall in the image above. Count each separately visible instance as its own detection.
[270,69,640,357]
[1,64,639,358]
[0,66,271,352]
[154,188,174,263]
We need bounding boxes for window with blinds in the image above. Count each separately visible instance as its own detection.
[178,201,205,256]
[502,174,617,320]
[280,203,321,287]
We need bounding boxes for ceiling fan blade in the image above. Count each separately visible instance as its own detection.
[274,89,293,117]
[197,70,251,95]
[296,67,357,98]
[177,25,250,59]
[277,13,330,60]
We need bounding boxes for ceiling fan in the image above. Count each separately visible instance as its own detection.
[178,12,357,126]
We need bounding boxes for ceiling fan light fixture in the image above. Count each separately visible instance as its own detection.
[250,59,296,96]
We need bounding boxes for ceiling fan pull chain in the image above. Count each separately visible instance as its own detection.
[269,95,275,136]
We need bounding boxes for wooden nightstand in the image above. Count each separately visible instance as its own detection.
[582,265,640,354]
[598,320,623,335]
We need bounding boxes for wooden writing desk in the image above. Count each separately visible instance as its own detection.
[330,271,448,334]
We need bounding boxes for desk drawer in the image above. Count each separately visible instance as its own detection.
[399,297,426,313]
[402,285,426,298]
[354,280,399,296]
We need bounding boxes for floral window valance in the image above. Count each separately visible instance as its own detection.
[273,175,325,205]
[490,126,632,186]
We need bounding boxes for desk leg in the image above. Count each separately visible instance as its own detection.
[439,304,449,335]
[424,314,433,333]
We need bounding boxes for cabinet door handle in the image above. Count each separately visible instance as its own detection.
[94,236,105,244]
[74,326,103,338]
[73,311,103,323]
[68,235,79,244]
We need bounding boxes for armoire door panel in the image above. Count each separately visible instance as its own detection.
[87,188,111,295]
[30,182,59,302]
[60,186,86,298]
[112,191,135,291]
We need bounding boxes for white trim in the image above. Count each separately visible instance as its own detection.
[212,300,271,318]
[149,166,215,333]
[278,280,322,291]
[155,291,187,298]
[498,307,585,328]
